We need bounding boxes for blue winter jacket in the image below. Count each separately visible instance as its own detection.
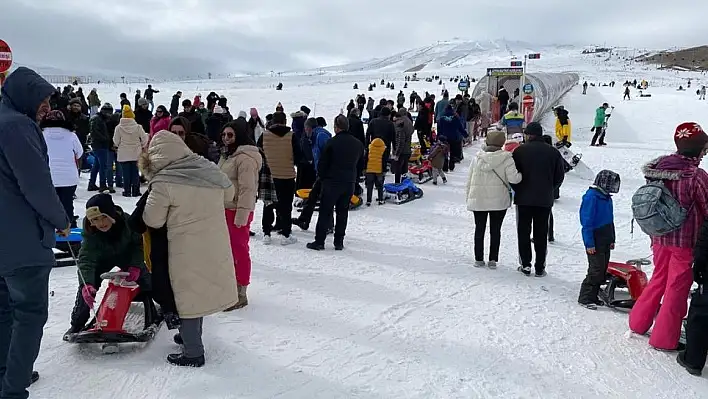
[312,126,332,171]
[0,67,70,273]
[437,108,467,142]
[434,98,449,122]
[579,187,615,249]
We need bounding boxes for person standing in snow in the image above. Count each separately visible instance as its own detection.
[149,105,171,140]
[436,105,467,171]
[88,103,116,192]
[427,136,450,185]
[113,105,147,197]
[119,92,131,109]
[356,94,366,115]
[178,99,206,135]
[415,97,434,154]
[87,88,101,116]
[623,86,631,100]
[700,86,707,100]
[434,91,450,123]
[134,98,153,135]
[476,90,492,137]
[511,122,565,277]
[582,81,588,95]
[366,107,396,167]
[554,106,571,145]
[499,102,525,137]
[261,111,301,245]
[144,84,159,112]
[678,218,708,375]
[629,122,708,351]
[293,118,332,232]
[67,98,90,154]
[206,105,228,145]
[134,89,141,110]
[392,108,414,184]
[248,108,265,144]
[218,121,262,310]
[577,170,620,309]
[366,97,375,121]
[41,110,84,227]
[590,103,610,147]
[169,91,182,117]
[465,130,522,269]
[141,131,237,367]
[0,67,71,394]
[306,115,364,251]
[497,86,510,117]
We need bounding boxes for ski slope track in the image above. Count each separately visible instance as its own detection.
[28,51,708,398]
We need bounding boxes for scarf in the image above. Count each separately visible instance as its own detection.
[149,153,232,190]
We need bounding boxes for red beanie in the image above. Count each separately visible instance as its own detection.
[674,122,708,152]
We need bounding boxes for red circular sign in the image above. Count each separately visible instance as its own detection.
[522,95,535,105]
[0,40,12,73]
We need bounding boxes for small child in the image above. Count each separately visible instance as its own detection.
[578,169,621,309]
[365,138,387,205]
[427,135,450,185]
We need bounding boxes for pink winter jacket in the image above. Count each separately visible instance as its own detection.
[149,116,171,141]
[643,154,708,248]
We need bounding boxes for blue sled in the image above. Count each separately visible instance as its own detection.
[384,178,424,204]
[55,228,83,267]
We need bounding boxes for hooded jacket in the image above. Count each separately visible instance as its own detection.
[312,126,332,171]
[134,107,153,134]
[149,114,171,138]
[0,67,70,272]
[579,187,615,249]
[437,108,467,142]
[219,145,263,218]
[594,107,607,127]
[642,154,708,248]
[43,127,84,187]
[113,117,147,162]
[434,98,449,122]
[465,149,522,211]
[366,138,386,174]
[89,113,112,149]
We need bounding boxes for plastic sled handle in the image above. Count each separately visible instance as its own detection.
[100,271,130,279]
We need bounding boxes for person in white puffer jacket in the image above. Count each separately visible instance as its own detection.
[41,110,84,227]
[465,130,522,269]
[113,105,147,197]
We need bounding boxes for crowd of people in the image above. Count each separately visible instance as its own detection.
[1,66,708,399]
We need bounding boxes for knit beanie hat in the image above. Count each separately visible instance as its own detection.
[85,194,119,223]
[524,122,543,136]
[44,110,66,122]
[137,98,149,106]
[593,169,621,194]
[674,122,708,153]
[101,103,113,112]
[485,130,506,148]
[300,105,311,115]
[69,97,82,106]
[238,110,248,119]
[122,104,135,119]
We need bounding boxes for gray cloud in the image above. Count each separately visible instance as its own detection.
[2,0,705,78]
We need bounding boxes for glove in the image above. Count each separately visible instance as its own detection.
[126,267,141,282]
[81,284,97,308]
[234,209,250,228]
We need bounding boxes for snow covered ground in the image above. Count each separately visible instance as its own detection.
[31,56,708,398]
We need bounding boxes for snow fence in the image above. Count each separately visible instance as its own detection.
[471,72,578,122]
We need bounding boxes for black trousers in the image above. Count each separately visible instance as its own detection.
[55,185,77,228]
[296,163,316,190]
[684,288,708,370]
[417,129,430,154]
[365,173,384,202]
[548,210,555,240]
[299,178,322,224]
[473,210,507,262]
[516,205,552,272]
[273,178,295,237]
[393,157,409,184]
[262,203,277,235]
[578,245,611,304]
[590,127,606,146]
[315,183,353,244]
[448,139,463,170]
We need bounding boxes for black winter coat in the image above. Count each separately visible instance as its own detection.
[205,113,227,144]
[317,131,364,184]
[366,116,395,149]
[511,137,565,208]
[498,89,510,105]
[67,111,90,148]
[89,114,111,149]
[694,219,708,281]
[348,116,366,147]
[169,95,180,117]
[178,110,206,135]
[134,108,153,134]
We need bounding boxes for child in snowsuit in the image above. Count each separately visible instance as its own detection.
[365,138,387,205]
[554,106,571,145]
[678,218,708,375]
[65,194,153,337]
[427,136,450,185]
[578,170,620,308]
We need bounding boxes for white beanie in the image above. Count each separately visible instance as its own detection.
[238,110,248,119]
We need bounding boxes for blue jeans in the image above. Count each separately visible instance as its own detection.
[88,148,109,188]
[0,266,51,399]
[119,161,139,195]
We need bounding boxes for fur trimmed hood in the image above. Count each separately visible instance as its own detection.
[642,154,700,181]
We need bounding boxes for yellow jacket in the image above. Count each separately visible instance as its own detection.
[366,138,386,174]
[555,118,571,142]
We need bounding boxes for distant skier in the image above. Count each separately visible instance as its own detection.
[582,81,588,95]
[590,103,610,146]
[700,86,707,100]
[623,86,631,100]
[356,94,366,115]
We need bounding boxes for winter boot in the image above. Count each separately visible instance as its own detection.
[225,285,248,311]
[306,241,325,251]
[167,353,205,367]
[334,240,344,251]
[677,352,703,376]
[487,260,497,270]
[87,184,100,192]
[474,261,486,268]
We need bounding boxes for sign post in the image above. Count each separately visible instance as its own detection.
[0,40,12,88]
[522,94,535,124]
[457,80,469,92]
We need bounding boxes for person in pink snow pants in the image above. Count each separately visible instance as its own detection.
[629,122,708,350]
[218,119,262,310]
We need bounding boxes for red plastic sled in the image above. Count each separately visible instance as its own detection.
[600,259,649,309]
[408,160,433,184]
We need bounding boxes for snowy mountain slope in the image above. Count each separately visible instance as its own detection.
[29,57,708,398]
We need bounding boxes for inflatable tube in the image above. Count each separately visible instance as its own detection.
[471,72,578,123]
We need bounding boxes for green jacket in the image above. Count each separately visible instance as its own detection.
[77,209,145,287]
[594,107,606,127]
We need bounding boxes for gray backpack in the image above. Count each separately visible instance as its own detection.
[631,180,689,236]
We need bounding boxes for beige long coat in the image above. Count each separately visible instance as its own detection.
[141,131,237,318]
[113,118,147,162]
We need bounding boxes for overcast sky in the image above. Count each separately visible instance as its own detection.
[2,0,704,78]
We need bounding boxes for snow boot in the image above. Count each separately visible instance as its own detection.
[487,261,497,270]
[334,240,344,251]
[306,242,325,251]
[474,261,486,268]
[224,285,248,311]
[677,352,703,376]
[535,269,547,278]
[167,353,205,367]
[87,184,100,192]
[518,265,531,276]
